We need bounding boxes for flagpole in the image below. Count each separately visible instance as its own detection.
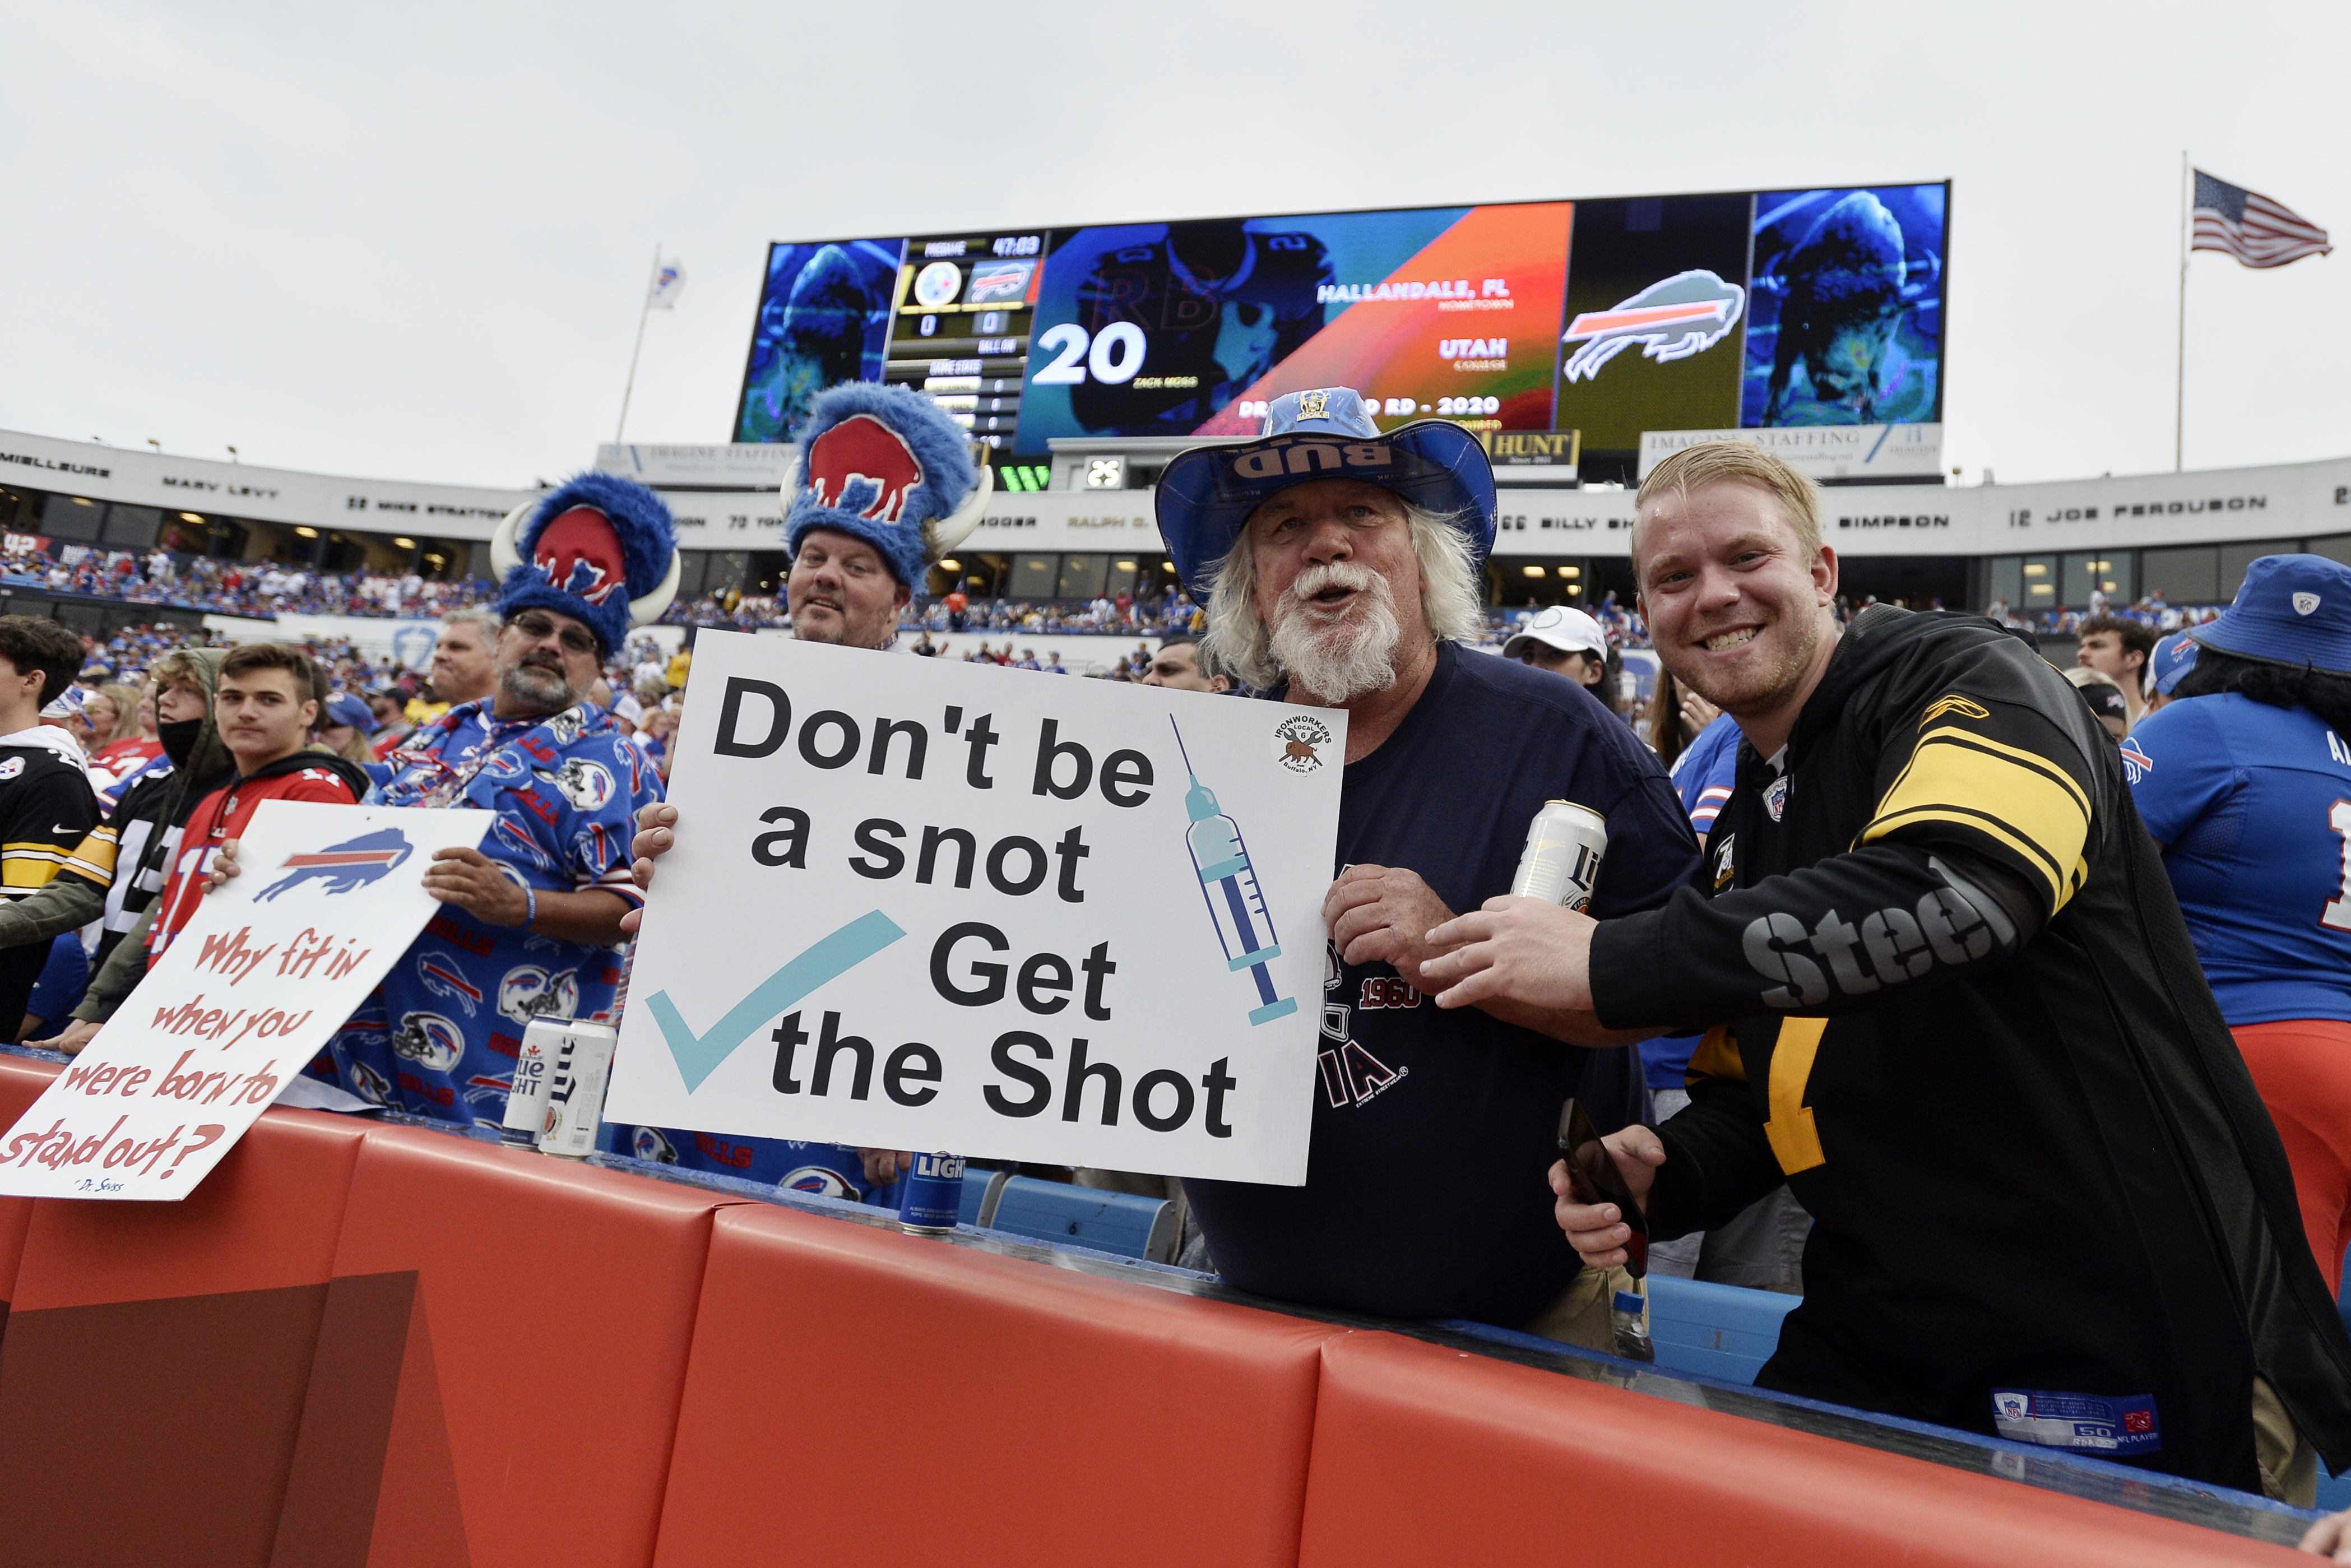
[2175,154,2189,472]
[615,242,661,445]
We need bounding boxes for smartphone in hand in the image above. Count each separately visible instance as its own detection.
[1559,1098,1648,1278]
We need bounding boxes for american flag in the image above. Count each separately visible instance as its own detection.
[2192,171,2332,268]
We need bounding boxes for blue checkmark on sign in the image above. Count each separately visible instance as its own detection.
[644,910,906,1092]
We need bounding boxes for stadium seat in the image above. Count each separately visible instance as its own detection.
[981,1173,1177,1262]
[651,1201,1338,1567]
[0,1105,371,1568]
[1296,1329,2257,1567]
[960,1163,1008,1226]
[1644,1274,1798,1385]
[270,1121,736,1568]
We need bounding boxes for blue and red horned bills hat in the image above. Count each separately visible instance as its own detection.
[784,382,993,590]
[490,471,682,655]
[1153,387,1497,597]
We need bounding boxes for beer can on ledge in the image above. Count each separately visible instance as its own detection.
[531,1018,618,1161]
[1509,800,1608,911]
[500,1026,557,1147]
[898,1152,966,1235]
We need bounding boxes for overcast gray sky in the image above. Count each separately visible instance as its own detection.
[10,0,2345,491]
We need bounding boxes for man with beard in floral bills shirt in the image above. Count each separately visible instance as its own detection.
[302,475,676,1119]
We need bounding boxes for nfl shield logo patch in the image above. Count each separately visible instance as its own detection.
[1763,776,1789,822]
[2294,592,2321,616]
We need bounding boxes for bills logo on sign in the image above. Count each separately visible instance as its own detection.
[1561,270,1747,383]
[257,828,413,900]
[964,261,1032,304]
[805,414,924,525]
[532,505,627,606]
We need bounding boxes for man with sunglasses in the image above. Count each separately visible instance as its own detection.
[302,475,679,1121]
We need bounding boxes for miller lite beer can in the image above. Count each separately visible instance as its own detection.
[897,1152,966,1235]
[499,1026,557,1147]
[531,1018,619,1161]
[1509,800,1608,911]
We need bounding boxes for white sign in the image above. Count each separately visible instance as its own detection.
[0,802,488,1199]
[1639,423,1945,483]
[608,632,1344,1184]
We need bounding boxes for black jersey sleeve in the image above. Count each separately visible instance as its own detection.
[1589,841,2044,1029]
[1646,1053,1789,1239]
[2,766,100,904]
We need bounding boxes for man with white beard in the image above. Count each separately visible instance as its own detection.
[628,387,1697,1337]
[1154,388,1701,1337]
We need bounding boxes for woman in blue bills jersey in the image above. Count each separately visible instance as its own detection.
[2126,555,2351,1297]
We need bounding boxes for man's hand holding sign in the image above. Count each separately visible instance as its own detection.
[0,801,487,1198]
[607,632,1343,1184]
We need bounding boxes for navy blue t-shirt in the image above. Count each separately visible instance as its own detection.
[1184,644,1701,1325]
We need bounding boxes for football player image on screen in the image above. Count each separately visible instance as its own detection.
[1741,185,1945,428]
[1064,221,1333,437]
[735,239,905,443]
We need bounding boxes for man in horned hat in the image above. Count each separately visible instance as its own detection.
[621,382,990,1193]
[292,473,682,1121]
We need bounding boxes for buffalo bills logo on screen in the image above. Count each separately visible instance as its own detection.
[256,828,413,900]
[1562,270,1747,384]
[499,965,579,1027]
[390,1011,466,1073]
[805,413,924,524]
[532,505,627,606]
[536,758,615,812]
[416,952,484,1016]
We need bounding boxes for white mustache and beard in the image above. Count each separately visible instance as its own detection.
[1268,562,1404,703]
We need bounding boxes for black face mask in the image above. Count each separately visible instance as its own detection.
[158,716,205,767]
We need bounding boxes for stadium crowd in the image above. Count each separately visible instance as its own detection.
[7,384,2351,1542]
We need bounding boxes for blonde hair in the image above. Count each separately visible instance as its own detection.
[1633,439,1824,573]
[1203,502,1486,691]
[94,681,144,744]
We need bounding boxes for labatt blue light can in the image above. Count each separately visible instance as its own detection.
[897,1152,965,1235]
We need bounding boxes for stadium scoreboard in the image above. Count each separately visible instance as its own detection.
[734,183,1949,475]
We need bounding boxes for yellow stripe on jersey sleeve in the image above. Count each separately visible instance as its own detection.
[1862,726,2091,911]
[60,825,120,887]
[1,842,71,893]
[1685,1023,1747,1085]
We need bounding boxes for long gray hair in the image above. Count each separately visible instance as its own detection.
[1202,502,1487,691]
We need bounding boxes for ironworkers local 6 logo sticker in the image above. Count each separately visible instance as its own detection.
[1270,713,1333,774]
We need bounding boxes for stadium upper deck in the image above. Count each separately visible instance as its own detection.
[3,424,2348,620]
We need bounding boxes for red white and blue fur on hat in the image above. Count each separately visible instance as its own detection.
[489,472,681,655]
[784,382,992,590]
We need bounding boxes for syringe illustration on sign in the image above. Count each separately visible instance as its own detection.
[1172,718,1298,1027]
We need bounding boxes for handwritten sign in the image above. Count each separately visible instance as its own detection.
[608,632,1344,1184]
[0,801,488,1199]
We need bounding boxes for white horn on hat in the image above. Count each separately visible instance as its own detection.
[629,548,684,628]
[488,497,537,581]
[924,465,993,564]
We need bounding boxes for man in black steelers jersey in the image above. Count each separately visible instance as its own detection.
[1425,439,2351,1500]
[0,617,102,1038]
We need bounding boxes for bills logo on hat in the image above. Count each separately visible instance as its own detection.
[532,506,627,605]
[806,414,924,525]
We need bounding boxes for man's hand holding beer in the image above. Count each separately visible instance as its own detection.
[1549,1125,1669,1269]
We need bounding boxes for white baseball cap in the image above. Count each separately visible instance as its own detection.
[1502,605,1608,661]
